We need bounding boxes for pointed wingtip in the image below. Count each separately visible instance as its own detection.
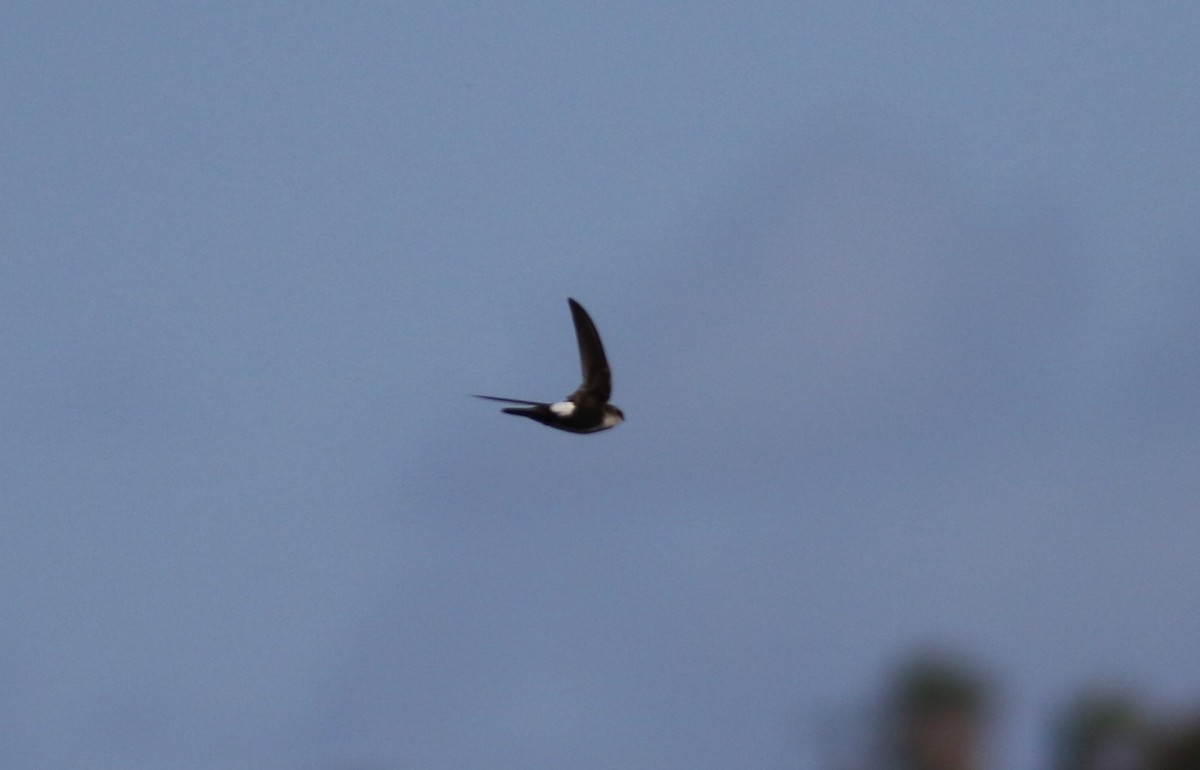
[473,394,546,406]
[567,297,589,319]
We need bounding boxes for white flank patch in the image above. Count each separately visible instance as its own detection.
[549,401,575,417]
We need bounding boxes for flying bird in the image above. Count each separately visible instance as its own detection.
[475,298,624,433]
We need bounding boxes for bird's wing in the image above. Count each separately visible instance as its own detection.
[473,394,548,406]
[567,298,612,404]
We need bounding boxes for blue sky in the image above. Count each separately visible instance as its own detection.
[3,4,1199,768]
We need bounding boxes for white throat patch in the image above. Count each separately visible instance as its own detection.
[600,411,623,428]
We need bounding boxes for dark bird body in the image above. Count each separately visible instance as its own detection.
[475,298,624,434]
